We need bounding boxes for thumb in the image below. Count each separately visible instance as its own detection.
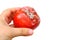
[11,28,33,37]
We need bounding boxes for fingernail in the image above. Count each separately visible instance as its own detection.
[28,29,33,35]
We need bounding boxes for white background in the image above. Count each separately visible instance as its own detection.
[0,0,60,40]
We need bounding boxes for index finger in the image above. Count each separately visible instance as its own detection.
[1,7,20,24]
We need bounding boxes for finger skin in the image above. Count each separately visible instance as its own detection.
[9,24,15,28]
[1,7,20,24]
[11,28,33,37]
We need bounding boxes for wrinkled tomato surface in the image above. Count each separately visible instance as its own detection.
[13,6,40,29]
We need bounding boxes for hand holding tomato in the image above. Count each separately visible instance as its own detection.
[0,8,33,40]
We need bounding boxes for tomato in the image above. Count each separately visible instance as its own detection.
[13,6,40,29]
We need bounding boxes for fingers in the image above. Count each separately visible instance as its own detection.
[9,24,33,37]
[1,7,20,24]
[1,8,15,24]
[1,8,18,17]
[11,28,33,37]
[9,24,15,28]
[1,7,20,17]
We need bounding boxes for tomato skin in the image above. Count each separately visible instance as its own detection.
[13,6,40,29]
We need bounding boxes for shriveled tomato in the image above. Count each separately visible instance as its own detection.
[13,6,40,29]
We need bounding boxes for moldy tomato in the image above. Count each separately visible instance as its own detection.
[13,6,40,29]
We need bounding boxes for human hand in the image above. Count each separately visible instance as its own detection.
[0,8,33,40]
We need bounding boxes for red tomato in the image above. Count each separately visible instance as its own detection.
[13,6,40,29]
